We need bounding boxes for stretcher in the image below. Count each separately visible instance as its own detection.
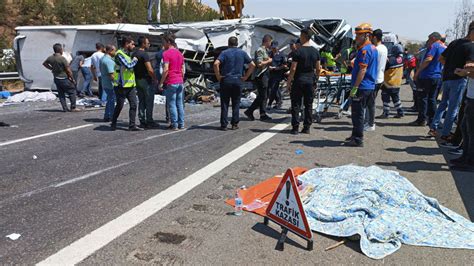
[313,73,352,123]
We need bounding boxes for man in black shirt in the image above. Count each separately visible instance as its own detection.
[287,29,321,135]
[428,29,474,140]
[134,36,159,129]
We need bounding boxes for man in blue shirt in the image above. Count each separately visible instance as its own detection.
[345,23,379,147]
[100,45,117,122]
[410,32,446,126]
[214,36,256,130]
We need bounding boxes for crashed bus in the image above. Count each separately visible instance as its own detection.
[14,18,352,99]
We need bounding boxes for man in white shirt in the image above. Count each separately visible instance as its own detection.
[364,29,387,131]
[91,43,105,103]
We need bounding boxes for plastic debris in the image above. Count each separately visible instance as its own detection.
[32,155,37,160]
[76,98,103,107]
[154,95,166,105]
[295,149,304,155]
[6,233,21,240]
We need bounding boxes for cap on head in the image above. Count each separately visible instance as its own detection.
[355,23,373,34]
[271,41,279,49]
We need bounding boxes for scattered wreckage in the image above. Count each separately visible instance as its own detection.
[14,18,352,103]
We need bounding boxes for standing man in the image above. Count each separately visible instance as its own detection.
[365,29,387,131]
[80,56,93,97]
[214,36,256,130]
[345,23,379,147]
[100,44,117,122]
[267,41,287,109]
[111,36,141,131]
[410,32,446,126]
[91,43,105,103]
[244,34,273,121]
[378,43,405,119]
[43,43,78,112]
[287,29,321,135]
[70,52,84,95]
[134,36,159,129]
[160,33,185,130]
[147,0,161,23]
[451,60,474,172]
[428,24,474,140]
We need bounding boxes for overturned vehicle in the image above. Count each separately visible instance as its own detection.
[14,18,352,102]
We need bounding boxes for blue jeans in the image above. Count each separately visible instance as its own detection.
[103,86,116,120]
[430,78,467,136]
[80,67,93,96]
[164,84,184,128]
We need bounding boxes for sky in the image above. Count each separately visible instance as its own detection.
[200,0,463,42]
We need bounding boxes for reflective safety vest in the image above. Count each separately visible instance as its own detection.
[114,49,136,88]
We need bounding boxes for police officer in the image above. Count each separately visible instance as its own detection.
[111,36,141,131]
[345,23,379,147]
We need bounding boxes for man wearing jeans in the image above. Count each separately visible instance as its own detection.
[43,43,78,112]
[410,32,446,126]
[133,36,159,129]
[214,36,256,131]
[91,43,105,103]
[100,45,117,122]
[450,60,474,172]
[111,36,141,131]
[345,23,379,147]
[160,33,185,130]
[428,25,474,141]
[244,34,273,121]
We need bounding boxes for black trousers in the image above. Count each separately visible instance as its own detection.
[451,92,466,145]
[220,79,242,127]
[461,98,474,163]
[54,78,76,111]
[247,75,268,116]
[112,86,138,127]
[351,89,372,144]
[291,80,314,128]
[416,78,441,123]
[268,74,284,106]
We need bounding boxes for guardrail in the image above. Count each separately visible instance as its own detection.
[0,72,20,81]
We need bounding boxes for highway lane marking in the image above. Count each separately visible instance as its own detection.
[0,120,220,207]
[0,124,93,147]
[37,122,289,265]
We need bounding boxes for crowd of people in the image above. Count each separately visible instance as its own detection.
[41,21,474,172]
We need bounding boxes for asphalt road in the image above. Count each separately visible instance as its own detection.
[0,86,473,265]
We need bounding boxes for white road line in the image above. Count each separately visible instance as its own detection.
[0,124,93,147]
[37,122,288,265]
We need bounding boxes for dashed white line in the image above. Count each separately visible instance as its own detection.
[0,124,93,147]
[37,122,288,265]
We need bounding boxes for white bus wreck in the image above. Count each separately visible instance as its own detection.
[14,18,352,91]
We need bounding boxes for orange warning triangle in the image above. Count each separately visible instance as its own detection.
[266,168,312,240]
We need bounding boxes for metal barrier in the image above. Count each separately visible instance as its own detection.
[0,72,20,81]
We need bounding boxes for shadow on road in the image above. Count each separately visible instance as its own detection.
[386,146,442,156]
[251,223,307,250]
[375,161,450,173]
[290,139,342,148]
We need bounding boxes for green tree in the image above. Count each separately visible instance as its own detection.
[18,0,53,25]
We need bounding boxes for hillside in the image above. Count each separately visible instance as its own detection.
[0,0,219,49]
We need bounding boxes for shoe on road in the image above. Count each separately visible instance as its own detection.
[231,124,239,130]
[244,110,255,121]
[129,126,144,131]
[408,120,426,126]
[364,125,376,132]
[301,127,310,134]
[344,139,364,147]
[260,115,272,121]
